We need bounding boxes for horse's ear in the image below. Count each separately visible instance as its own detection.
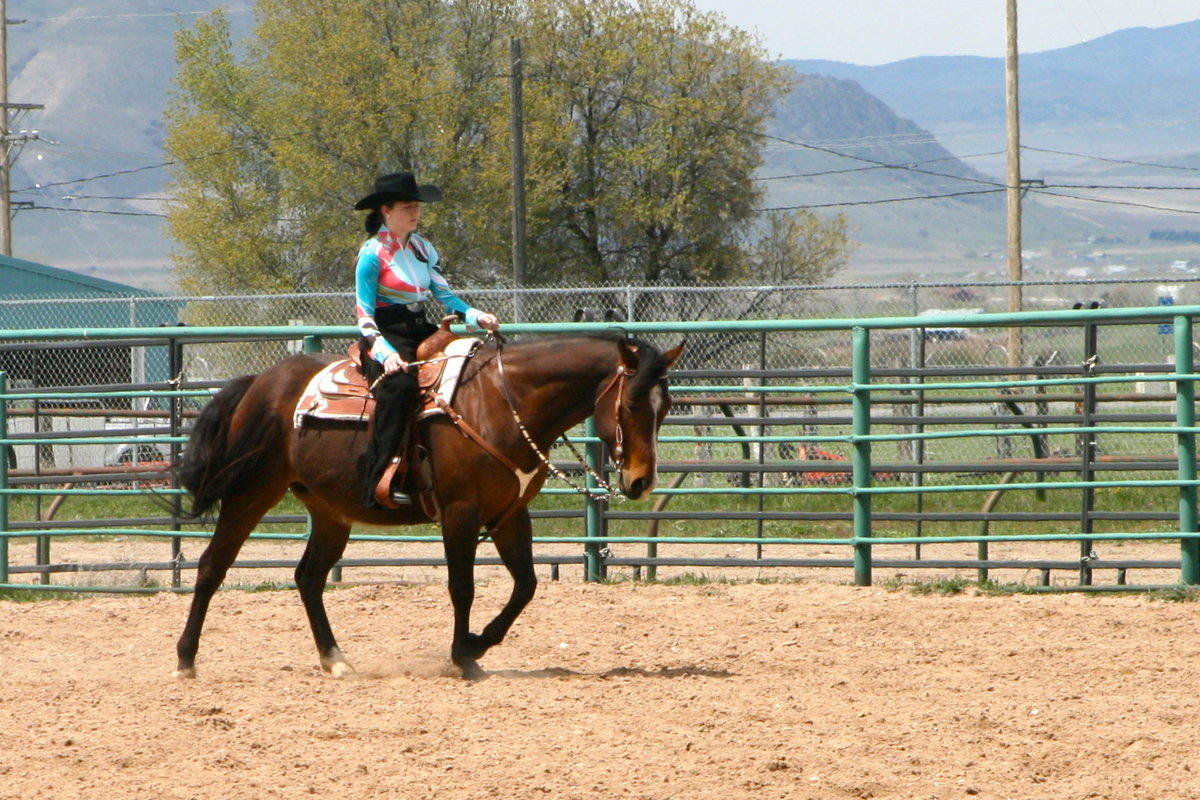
[617,338,640,371]
[663,340,685,370]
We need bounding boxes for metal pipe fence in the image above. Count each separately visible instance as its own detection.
[0,302,1198,592]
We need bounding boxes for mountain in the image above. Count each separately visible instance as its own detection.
[762,72,1106,276]
[777,19,1200,278]
[7,0,254,290]
[784,19,1200,174]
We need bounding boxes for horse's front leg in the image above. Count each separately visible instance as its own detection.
[476,507,537,654]
[441,505,485,679]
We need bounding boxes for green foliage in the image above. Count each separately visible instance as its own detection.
[1147,586,1200,603]
[883,576,1004,596]
[0,588,85,603]
[165,0,852,294]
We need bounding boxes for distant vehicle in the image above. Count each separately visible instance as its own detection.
[103,417,168,467]
[924,327,968,341]
[104,442,166,467]
[785,444,899,485]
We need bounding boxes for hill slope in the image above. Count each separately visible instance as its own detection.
[784,19,1200,172]
[8,0,254,289]
[763,72,1106,275]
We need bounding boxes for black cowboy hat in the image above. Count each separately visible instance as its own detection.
[353,172,443,210]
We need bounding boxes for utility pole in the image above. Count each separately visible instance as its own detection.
[1005,0,1023,370]
[0,2,41,256]
[509,37,529,322]
[1,0,11,256]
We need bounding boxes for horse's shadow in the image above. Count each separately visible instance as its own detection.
[352,657,734,681]
[484,664,735,680]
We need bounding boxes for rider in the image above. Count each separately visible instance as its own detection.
[353,171,500,508]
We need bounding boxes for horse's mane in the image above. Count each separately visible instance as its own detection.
[500,333,669,395]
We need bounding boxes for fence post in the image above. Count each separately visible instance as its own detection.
[583,416,606,581]
[852,326,873,586]
[1174,315,1199,584]
[909,283,926,560]
[0,371,7,584]
[169,337,184,588]
[1079,319,1099,585]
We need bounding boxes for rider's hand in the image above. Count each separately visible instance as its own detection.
[383,353,409,375]
[475,312,500,332]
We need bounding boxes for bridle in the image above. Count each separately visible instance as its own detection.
[493,340,635,501]
[594,364,633,469]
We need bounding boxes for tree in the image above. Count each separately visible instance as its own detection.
[165,0,851,295]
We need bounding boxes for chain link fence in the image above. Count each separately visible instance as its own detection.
[0,276,1191,374]
[0,277,1192,474]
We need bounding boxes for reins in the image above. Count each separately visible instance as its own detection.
[366,353,455,393]
[492,335,630,503]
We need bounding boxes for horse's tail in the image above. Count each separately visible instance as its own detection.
[179,374,279,518]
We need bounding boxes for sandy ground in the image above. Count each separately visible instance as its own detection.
[3,576,1200,800]
[5,531,1192,590]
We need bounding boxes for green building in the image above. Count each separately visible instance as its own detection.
[0,254,185,405]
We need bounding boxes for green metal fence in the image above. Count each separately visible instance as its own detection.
[1,303,1198,592]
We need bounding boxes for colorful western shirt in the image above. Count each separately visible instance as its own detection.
[354,226,482,362]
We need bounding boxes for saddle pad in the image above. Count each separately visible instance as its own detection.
[293,359,369,428]
[418,336,482,419]
[292,337,482,428]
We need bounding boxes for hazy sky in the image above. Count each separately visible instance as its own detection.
[690,0,1200,64]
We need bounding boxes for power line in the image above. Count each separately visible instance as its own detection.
[1024,145,1200,172]
[762,187,1005,211]
[24,205,166,218]
[1030,188,1200,215]
[26,9,253,23]
[1044,183,1200,191]
[12,161,173,193]
[756,150,1006,182]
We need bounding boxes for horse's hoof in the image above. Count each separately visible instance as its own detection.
[320,648,355,677]
[173,666,197,680]
[457,659,486,681]
[327,661,355,678]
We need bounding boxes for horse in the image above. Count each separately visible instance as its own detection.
[173,333,684,680]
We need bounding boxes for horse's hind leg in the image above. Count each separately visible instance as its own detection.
[174,487,285,678]
[293,506,353,677]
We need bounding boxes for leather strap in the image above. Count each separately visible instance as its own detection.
[434,396,545,536]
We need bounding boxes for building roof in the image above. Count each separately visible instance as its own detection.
[0,253,158,297]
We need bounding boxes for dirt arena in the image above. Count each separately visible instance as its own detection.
[3,576,1199,800]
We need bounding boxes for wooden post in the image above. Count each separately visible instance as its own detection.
[509,38,528,322]
[1,0,11,256]
[1005,0,1023,371]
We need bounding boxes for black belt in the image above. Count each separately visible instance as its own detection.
[375,302,427,326]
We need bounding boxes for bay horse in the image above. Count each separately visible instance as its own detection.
[173,333,683,680]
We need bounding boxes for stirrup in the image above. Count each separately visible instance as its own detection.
[373,457,408,508]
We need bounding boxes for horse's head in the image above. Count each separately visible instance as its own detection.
[593,338,685,500]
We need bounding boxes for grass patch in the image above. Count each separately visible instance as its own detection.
[1147,586,1200,603]
[0,587,86,602]
[226,580,292,593]
[883,576,1005,596]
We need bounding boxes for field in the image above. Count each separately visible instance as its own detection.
[3,578,1199,800]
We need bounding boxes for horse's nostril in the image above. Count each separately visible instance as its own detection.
[627,477,649,499]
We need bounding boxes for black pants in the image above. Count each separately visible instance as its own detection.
[361,304,437,506]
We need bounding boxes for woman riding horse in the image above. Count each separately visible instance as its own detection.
[174,329,683,680]
[353,172,500,508]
